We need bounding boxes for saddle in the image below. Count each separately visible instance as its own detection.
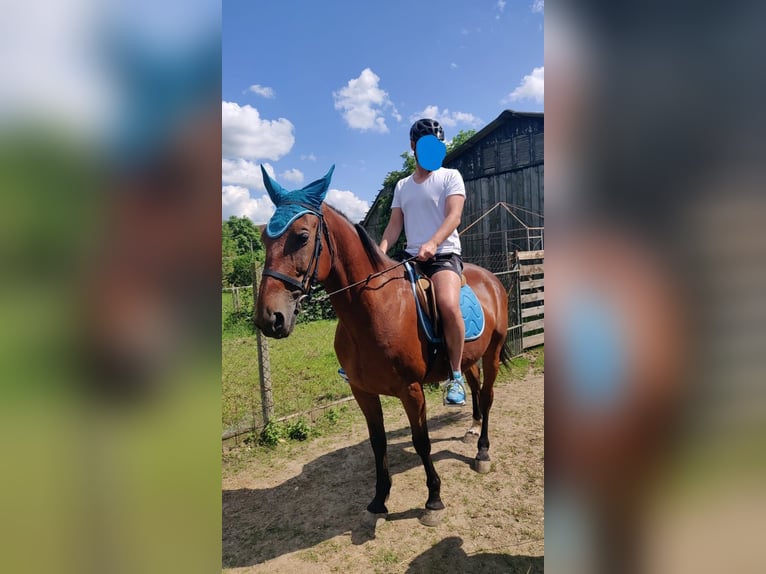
[404,262,484,345]
[413,265,467,339]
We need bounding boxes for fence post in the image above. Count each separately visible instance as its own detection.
[232,287,240,313]
[252,262,274,425]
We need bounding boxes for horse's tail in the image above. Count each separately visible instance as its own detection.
[500,336,513,369]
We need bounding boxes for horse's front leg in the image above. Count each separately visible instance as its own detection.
[351,387,391,517]
[400,381,444,526]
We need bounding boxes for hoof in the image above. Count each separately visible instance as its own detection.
[474,458,492,474]
[362,510,387,529]
[419,508,445,527]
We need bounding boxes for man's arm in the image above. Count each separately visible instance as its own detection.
[379,207,404,254]
[416,194,465,260]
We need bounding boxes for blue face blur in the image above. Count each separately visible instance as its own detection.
[415,135,447,171]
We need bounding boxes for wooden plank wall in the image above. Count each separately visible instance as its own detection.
[517,250,544,349]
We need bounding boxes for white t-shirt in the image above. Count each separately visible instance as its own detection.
[392,167,466,256]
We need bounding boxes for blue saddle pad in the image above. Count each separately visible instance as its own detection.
[460,284,485,341]
[404,262,485,344]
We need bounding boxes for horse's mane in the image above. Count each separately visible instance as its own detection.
[354,223,387,268]
[323,203,387,269]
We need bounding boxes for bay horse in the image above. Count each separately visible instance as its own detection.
[254,166,511,526]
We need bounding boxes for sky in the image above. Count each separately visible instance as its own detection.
[222,0,544,224]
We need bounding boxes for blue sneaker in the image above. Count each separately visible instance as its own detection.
[338,368,349,383]
[444,375,466,406]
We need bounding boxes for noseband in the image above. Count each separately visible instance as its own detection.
[261,203,334,310]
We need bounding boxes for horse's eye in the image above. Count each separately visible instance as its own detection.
[298,232,310,245]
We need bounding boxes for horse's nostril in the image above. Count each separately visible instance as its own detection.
[273,312,284,331]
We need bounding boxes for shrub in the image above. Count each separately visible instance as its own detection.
[259,421,284,447]
[286,418,312,441]
[325,408,339,425]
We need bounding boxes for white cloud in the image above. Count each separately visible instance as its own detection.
[333,68,396,133]
[450,62,459,69]
[222,101,295,160]
[222,185,276,224]
[409,105,483,129]
[497,0,507,10]
[221,158,274,189]
[222,184,370,225]
[325,189,370,223]
[503,66,544,104]
[280,168,304,185]
[248,84,276,98]
[301,153,317,162]
[531,0,544,13]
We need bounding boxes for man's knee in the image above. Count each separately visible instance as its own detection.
[437,295,462,322]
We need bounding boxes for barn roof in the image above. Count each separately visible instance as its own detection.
[444,109,543,164]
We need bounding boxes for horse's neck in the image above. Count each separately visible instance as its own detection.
[322,209,404,323]
[322,209,378,292]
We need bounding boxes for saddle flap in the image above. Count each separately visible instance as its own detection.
[415,276,439,334]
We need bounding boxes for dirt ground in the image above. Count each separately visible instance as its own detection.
[222,374,544,573]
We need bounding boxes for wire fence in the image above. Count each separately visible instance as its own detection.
[222,262,541,443]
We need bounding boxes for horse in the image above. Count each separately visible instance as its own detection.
[254,165,511,526]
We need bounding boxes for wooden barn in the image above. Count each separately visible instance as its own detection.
[361,109,544,353]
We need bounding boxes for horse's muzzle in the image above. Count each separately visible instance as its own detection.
[254,306,295,338]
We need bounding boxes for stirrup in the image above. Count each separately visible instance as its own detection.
[442,376,466,406]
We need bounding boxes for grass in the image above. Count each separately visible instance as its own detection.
[224,340,544,478]
[222,289,256,339]
[222,291,544,441]
[222,319,348,433]
[504,346,545,379]
[372,548,400,566]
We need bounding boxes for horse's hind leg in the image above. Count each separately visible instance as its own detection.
[399,382,444,526]
[475,337,502,474]
[351,387,391,517]
[464,364,483,443]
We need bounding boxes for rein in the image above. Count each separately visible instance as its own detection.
[314,255,418,302]
[261,204,416,309]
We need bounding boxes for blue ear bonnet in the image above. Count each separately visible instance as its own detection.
[262,165,335,238]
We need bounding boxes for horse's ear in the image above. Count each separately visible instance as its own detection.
[261,165,288,206]
[301,164,335,208]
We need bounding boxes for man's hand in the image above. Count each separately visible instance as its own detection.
[417,240,438,261]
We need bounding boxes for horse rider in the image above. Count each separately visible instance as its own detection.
[379,118,468,406]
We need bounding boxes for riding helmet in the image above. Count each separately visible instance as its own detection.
[409,118,445,142]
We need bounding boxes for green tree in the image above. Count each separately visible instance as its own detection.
[447,128,477,152]
[382,151,416,190]
[224,215,263,257]
[222,215,264,287]
[222,228,237,287]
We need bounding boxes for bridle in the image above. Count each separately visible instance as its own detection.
[261,204,417,312]
[261,203,334,310]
